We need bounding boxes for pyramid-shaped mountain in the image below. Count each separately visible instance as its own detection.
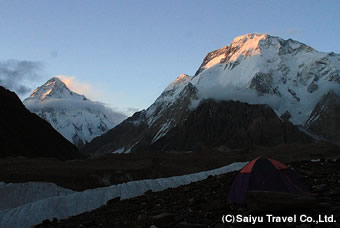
[24,77,125,148]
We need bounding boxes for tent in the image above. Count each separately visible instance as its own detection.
[227,156,312,204]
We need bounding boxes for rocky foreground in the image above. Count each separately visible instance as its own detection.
[36,159,340,228]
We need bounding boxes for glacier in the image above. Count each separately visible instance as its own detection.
[0,162,245,228]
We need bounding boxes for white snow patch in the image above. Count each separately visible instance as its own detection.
[152,121,172,143]
[124,141,140,153]
[113,141,139,154]
[112,147,125,154]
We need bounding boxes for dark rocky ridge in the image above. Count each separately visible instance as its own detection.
[133,100,313,152]
[249,72,281,95]
[0,86,82,160]
[305,91,340,143]
[81,110,148,155]
[83,99,313,155]
[36,158,340,228]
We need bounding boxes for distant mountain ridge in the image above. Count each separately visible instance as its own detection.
[82,33,340,155]
[0,85,81,160]
[24,77,125,148]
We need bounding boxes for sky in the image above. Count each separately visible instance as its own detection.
[0,0,339,115]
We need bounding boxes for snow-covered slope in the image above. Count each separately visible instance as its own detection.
[146,33,339,130]
[190,33,340,124]
[149,34,339,136]
[147,33,339,125]
[0,162,246,228]
[24,77,126,147]
[83,33,340,155]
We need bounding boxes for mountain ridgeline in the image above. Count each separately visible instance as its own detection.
[82,33,340,155]
[0,86,81,160]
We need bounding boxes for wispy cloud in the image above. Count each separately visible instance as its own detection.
[56,75,102,101]
[49,50,58,59]
[281,28,303,37]
[53,75,128,122]
[0,60,42,96]
[25,98,127,125]
[191,84,282,111]
[55,75,136,116]
[125,107,141,115]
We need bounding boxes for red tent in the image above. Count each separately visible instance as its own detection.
[227,156,312,204]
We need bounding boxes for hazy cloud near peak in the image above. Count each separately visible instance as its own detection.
[190,84,282,111]
[126,107,141,115]
[25,98,127,125]
[24,74,129,125]
[56,75,102,101]
[279,28,303,38]
[56,75,135,117]
[0,59,42,96]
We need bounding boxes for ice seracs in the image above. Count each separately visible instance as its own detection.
[24,77,126,148]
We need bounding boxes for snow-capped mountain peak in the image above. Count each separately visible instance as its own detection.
[191,33,340,124]
[229,33,266,59]
[231,33,267,44]
[196,33,316,75]
[28,77,86,101]
[148,33,339,129]
[24,77,125,148]
[82,34,340,155]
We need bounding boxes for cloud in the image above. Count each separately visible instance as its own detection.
[50,50,58,59]
[25,98,127,125]
[55,75,102,101]
[280,28,303,37]
[55,75,134,117]
[125,107,141,115]
[25,74,128,125]
[190,84,282,111]
[0,60,42,96]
